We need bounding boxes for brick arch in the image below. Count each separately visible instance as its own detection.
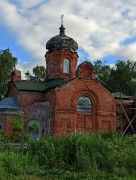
[63,54,72,60]
[71,90,99,133]
[71,90,99,113]
[24,101,52,135]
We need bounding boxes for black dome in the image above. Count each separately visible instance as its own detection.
[46,25,78,52]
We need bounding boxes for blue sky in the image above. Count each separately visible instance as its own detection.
[0,25,32,61]
[0,0,136,78]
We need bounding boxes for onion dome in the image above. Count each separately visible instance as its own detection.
[46,25,78,52]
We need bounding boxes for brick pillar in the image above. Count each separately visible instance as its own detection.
[11,70,21,81]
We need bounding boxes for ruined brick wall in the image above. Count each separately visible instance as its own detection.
[5,87,55,136]
[44,89,56,109]
[18,91,45,108]
[53,77,115,135]
[18,91,44,125]
[17,91,53,135]
[8,82,18,97]
[44,89,58,134]
[0,115,19,136]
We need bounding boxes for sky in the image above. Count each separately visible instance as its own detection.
[0,0,136,78]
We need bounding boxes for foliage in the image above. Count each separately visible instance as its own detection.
[94,60,111,83]
[28,123,39,132]
[107,60,136,95]
[25,65,46,81]
[0,130,8,143]
[0,49,17,99]
[8,113,27,142]
[94,60,136,96]
[0,132,136,179]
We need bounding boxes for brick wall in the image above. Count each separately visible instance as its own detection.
[8,82,18,97]
[18,91,44,108]
[45,50,78,80]
[0,115,19,136]
[53,77,115,135]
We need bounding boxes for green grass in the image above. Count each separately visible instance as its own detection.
[0,132,136,179]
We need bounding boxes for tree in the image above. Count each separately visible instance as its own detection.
[94,60,111,83]
[107,60,136,96]
[94,60,136,96]
[25,65,46,81]
[0,49,17,100]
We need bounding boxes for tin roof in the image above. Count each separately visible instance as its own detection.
[0,96,20,109]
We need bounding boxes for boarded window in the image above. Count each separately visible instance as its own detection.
[77,96,92,113]
[64,59,70,73]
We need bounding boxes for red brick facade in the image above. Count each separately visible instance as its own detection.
[45,50,78,80]
[52,74,115,135]
[0,24,135,137]
[0,115,14,136]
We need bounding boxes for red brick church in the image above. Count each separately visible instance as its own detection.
[0,24,135,138]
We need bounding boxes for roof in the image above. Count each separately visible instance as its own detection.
[46,25,78,52]
[14,78,67,91]
[0,96,20,109]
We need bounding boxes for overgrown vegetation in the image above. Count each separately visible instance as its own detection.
[0,132,136,179]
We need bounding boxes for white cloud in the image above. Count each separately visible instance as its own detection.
[0,0,136,78]
[11,0,46,9]
[115,42,136,61]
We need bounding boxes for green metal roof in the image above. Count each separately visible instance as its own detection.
[14,79,67,92]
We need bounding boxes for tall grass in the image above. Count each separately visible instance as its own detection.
[0,132,136,179]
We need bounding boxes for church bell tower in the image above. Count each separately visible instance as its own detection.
[45,19,78,80]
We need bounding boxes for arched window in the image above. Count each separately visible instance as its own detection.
[0,120,3,130]
[27,120,40,139]
[64,58,70,73]
[77,96,92,113]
